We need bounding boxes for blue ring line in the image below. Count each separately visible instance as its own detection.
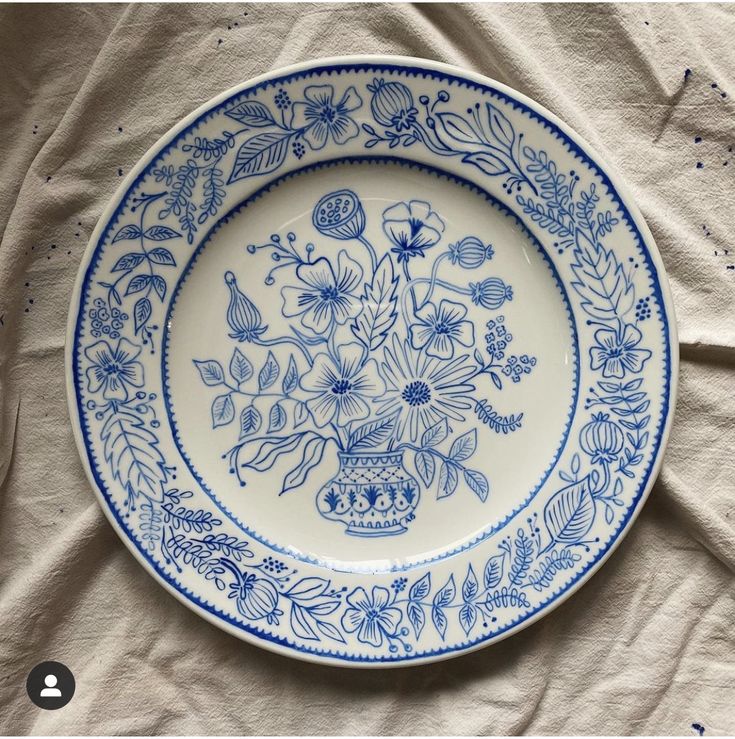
[161,155,580,573]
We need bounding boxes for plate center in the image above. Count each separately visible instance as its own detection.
[164,160,577,568]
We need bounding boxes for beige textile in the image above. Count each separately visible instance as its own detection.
[0,3,733,735]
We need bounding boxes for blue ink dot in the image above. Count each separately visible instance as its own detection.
[694,136,702,143]
[696,162,704,169]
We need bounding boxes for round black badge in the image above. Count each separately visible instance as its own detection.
[26,661,75,710]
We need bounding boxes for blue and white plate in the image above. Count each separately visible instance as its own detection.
[66,56,677,666]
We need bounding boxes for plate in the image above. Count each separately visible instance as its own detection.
[66,56,677,667]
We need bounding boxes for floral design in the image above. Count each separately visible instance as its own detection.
[281,251,364,333]
[382,200,445,262]
[73,66,668,663]
[340,586,403,647]
[85,338,144,401]
[376,335,476,443]
[589,323,652,378]
[291,84,362,150]
[408,299,475,359]
[301,343,384,427]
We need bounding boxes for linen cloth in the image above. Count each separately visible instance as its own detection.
[0,3,733,735]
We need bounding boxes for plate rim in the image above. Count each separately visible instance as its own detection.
[65,54,679,668]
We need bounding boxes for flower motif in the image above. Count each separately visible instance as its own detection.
[375,335,475,442]
[382,200,445,262]
[301,343,384,427]
[409,299,475,359]
[281,251,364,334]
[340,586,402,647]
[291,84,362,151]
[225,271,268,342]
[84,338,144,401]
[589,323,652,378]
[228,573,283,625]
[313,189,366,240]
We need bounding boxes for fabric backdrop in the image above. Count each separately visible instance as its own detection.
[0,3,733,735]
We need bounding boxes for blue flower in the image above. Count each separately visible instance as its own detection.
[589,323,652,378]
[291,84,362,151]
[409,299,475,360]
[300,342,384,427]
[84,338,144,401]
[375,335,475,442]
[341,586,402,647]
[382,200,445,262]
[281,250,363,334]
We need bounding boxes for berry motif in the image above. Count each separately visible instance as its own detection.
[274,88,291,110]
[89,297,128,338]
[292,141,305,159]
[262,556,287,574]
[391,577,408,593]
[635,296,652,321]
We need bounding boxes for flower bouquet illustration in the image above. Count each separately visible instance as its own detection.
[194,189,536,536]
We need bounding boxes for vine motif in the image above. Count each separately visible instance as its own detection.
[76,70,661,655]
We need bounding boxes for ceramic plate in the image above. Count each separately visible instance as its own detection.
[66,56,677,667]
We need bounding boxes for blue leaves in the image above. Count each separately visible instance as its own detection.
[409,572,431,601]
[462,151,509,177]
[286,577,345,644]
[133,297,152,334]
[112,224,142,243]
[486,102,515,148]
[483,553,504,590]
[449,429,476,462]
[225,100,276,127]
[464,469,489,502]
[474,400,523,434]
[211,393,235,428]
[543,476,596,546]
[148,247,176,266]
[351,255,398,351]
[112,253,145,272]
[436,112,482,146]
[144,225,181,241]
[421,418,449,448]
[126,274,151,296]
[461,564,478,602]
[431,575,455,640]
[258,351,280,390]
[268,402,287,433]
[239,405,262,438]
[437,461,459,499]
[508,529,534,586]
[281,436,328,494]
[414,450,435,487]
[348,414,396,451]
[281,355,299,394]
[229,348,253,384]
[228,131,292,183]
[193,359,225,386]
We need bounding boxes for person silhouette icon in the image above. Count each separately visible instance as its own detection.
[39,674,62,698]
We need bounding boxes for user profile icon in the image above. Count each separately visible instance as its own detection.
[26,661,75,710]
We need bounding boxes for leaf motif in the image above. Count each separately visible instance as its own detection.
[229,348,253,383]
[437,462,459,499]
[151,275,166,302]
[350,255,399,351]
[293,401,309,428]
[286,576,329,602]
[486,102,515,148]
[464,469,490,502]
[433,574,456,608]
[414,451,436,487]
[193,359,225,386]
[245,433,312,471]
[225,100,276,127]
[462,151,510,176]
[239,405,262,438]
[421,418,449,448]
[282,355,299,394]
[409,572,431,601]
[112,252,145,272]
[450,429,476,462]
[101,408,166,501]
[315,620,346,644]
[126,274,151,296]
[211,393,235,428]
[133,297,151,334]
[544,476,596,544]
[462,564,478,602]
[459,603,477,636]
[144,225,181,241]
[432,606,448,640]
[289,602,318,640]
[112,224,142,243]
[348,414,396,450]
[483,554,504,589]
[228,130,292,183]
[268,402,287,432]
[148,247,176,266]
[281,436,327,494]
[258,351,280,390]
[407,601,426,639]
[436,112,482,146]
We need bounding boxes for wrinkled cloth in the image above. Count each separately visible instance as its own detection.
[0,3,733,735]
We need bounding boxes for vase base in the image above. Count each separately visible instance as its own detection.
[345,522,408,537]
